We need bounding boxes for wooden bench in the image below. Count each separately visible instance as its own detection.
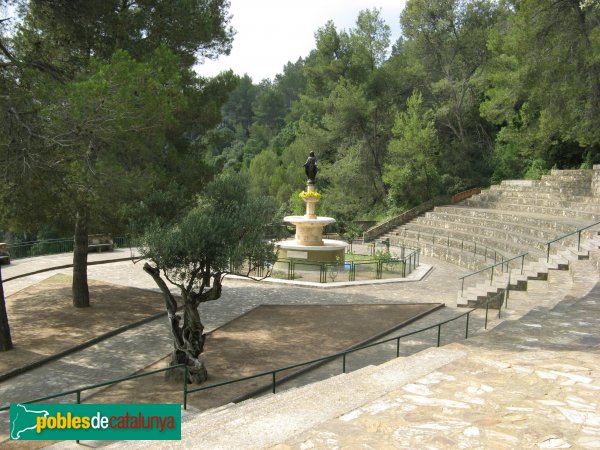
[88,243,113,252]
[88,235,114,252]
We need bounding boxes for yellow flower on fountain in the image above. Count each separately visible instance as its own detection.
[299,191,321,200]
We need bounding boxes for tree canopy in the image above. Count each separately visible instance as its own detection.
[141,173,279,382]
[2,0,599,301]
[0,0,236,307]
[204,1,599,222]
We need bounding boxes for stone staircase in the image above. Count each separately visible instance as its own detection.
[107,347,468,449]
[99,256,600,449]
[377,169,600,307]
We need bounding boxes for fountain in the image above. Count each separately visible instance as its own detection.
[275,152,347,263]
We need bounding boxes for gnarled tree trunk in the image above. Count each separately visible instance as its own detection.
[72,211,90,308]
[0,265,13,351]
[143,263,209,384]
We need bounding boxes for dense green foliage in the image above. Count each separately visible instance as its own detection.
[141,173,279,277]
[0,0,235,307]
[205,0,599,221]
[2,0,599,235]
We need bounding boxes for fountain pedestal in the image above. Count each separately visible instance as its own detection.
[276,183,346,263]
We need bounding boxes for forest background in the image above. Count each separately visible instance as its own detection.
[1,0,599,244]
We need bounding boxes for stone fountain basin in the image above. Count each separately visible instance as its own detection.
[283,216,336,225]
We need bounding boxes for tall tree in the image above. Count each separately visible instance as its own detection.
[221,74,257,138]
[0,264,11,351]
[1,0,235,307]
[384,91,442,208]
[481,0,600,175]
[345,8,391,83]
[400,0,498,189]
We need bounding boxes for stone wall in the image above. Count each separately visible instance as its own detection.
[363,196,451,242]
[593,165,600,197]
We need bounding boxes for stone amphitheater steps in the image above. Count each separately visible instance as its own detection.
[374,169,600,308]
[110,347,467,450]
[457,237,599,307]
[411,216,569,253]
[473,189,600,205]
[464,198,600,221]
[430,206,585,235]
[383,219,572,265]
[383,229,515,271]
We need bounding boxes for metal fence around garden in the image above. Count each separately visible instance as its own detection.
[233,241,420,283]
[2,236,419,284]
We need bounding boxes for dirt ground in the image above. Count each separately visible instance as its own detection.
[1,274,165,377]
[0,278,440,449]
[87,303,441,411]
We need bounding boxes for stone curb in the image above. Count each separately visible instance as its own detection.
[3,256,137,283]
[0,309,168,385]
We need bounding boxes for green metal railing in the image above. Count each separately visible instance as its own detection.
[4,236,133,260]
[272,245,419,283]
[0,364,187,413]
[5,239,75,260]
[458,253,528,297]
[545,220,600,262]
[1,297,502,414]
[394,228,507,264]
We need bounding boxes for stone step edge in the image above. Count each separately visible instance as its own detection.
[110,347,467,449]
[410,217,581,248]
[428,206,584,231]
[456,254,576,307]
[420,206,581,233]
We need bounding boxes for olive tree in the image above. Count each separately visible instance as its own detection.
[140,174,279,383]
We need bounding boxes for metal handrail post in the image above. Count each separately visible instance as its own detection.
[76,391,81,444]
[546,243,551,262]
[485,302,489,329]
[396,337,401,357]
[577,231,581,251]
[183,365,188,410]
[342,353,347,373]
[272,372,276,394]
[437,324,442,347]
[498,293,502,319]
[465,312,470,338]
[505,272,511,309]
[521,255,525,275]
